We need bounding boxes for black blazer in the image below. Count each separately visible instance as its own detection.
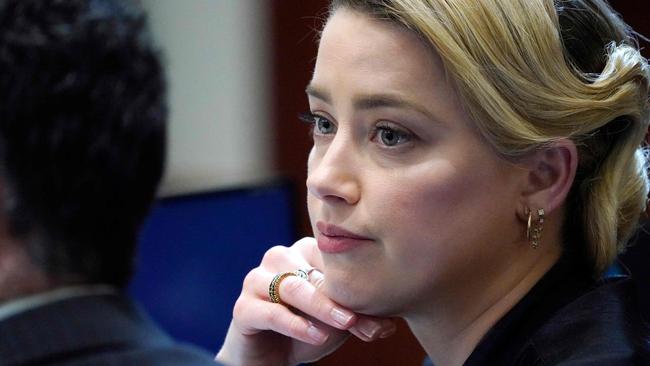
[460,255,650,365]
[0,293,219,366]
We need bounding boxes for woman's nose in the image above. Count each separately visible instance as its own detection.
[306,135,360,205]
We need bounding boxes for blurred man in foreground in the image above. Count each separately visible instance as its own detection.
[0,0,217,364]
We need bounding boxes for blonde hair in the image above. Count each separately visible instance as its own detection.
[330,0,650,275]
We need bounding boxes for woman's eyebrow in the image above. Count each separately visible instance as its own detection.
[306,84,441,123]
[305,84,331,103]
[351,93,438,121]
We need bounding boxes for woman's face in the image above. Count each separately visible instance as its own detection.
[306,8,527,316]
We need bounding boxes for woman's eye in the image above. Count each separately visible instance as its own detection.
[376,126,411,147]
[298,112,336,135]
[316,117,335,134]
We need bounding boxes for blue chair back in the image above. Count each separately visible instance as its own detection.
[129,181,296,352]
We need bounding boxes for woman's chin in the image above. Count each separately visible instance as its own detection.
[323,281,364,308]
[322,280,396,316]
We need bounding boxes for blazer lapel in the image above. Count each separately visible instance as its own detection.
[0,293,172,365]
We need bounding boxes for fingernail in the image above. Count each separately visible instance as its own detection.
[331,308,354,327]
[307,323,329,344]
[355,318,381,339]
[379,321,397,338]
[379,326,396,338]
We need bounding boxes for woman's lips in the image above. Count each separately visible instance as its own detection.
[316,221,373,254]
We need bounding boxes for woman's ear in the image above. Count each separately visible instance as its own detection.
[519,139,578,216]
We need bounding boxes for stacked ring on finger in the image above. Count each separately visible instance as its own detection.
[268,268,315,305]
[294,268,315,280]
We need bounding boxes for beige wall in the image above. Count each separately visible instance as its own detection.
[142,0,272,196]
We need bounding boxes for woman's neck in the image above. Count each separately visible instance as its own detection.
[405,244,562,366]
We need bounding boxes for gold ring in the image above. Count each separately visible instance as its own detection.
[268,272,298,304]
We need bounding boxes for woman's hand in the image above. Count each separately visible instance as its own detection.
[216,237,397,366]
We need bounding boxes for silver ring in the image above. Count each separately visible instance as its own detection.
[294,268,315,280]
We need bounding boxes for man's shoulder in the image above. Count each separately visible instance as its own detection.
[0,293,219,365]
[525,278,650,365]
[63,343,219,366]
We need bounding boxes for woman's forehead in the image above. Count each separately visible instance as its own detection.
[314,9,448,99]
[311,8,464,124]
[319,8,439,67]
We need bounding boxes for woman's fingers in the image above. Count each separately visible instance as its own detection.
[221,238,392,366]
[349,316,397,342]
[291,237,325,270]
[245,267,357,330]
[233,295,331,345]
[278,275,357,329]
[260,245,310,272]
[249,243,357,331]
[307,267,325,289]
[241,239,395,345]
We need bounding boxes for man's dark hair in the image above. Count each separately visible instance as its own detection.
[0,0,166,287]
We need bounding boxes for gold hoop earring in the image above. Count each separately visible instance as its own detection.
[526,208,544,249]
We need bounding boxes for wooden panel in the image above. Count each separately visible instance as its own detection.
[270,0,327,236]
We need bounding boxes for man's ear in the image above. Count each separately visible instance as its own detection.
[518,139,578,217]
